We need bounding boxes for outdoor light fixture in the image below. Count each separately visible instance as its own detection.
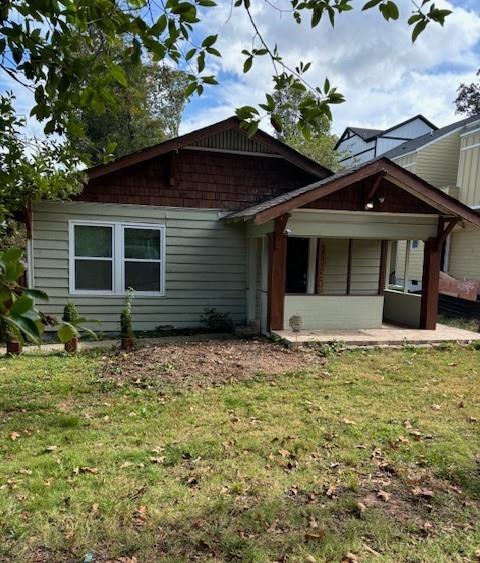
[365,201,374,210]
[378,195,385,203]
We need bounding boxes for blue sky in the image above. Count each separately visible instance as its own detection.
[2,0,479,140]
[179,0,480,136]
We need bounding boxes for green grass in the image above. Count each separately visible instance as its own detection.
[1,346,480,562]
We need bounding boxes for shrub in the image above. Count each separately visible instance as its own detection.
[200,308,234,333]
[62,303,79,323]
[120,288,134,339]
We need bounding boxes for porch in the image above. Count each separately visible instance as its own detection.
[274,322,480,347]
[227,158,480,334]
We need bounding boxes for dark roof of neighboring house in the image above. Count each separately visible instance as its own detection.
[226,156,480,228]
[382,114,480,160]
[335,114,438,150]
[349,127,383,140]
[87,116,332,181]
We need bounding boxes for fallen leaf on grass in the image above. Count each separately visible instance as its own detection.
[10,432,20,441]
[431,404,441,411]
[308,516,318,529]
[45,445,58,452]
[468,416,478,423]
[325,484,337,498]
[356,501,367,515]
[342,553,360,563]
[278,449,291,458]
[342,418,356,425]
[412,487,434,498]
[305,556,317,562]
[18,469,32,475]
[376,490,391,502]
[119,461,135,469]
[73,467,98,475]
[149,456,165,464]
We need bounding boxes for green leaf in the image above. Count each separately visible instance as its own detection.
[110,64,128,87]
[243,57,253,73]
[58,323,76,343]
[202,34,218,48]
[412,19,427,42]
[2,248,23,263]
[10,295,34,316]
[23,288,49,302]
[362,0,382,9]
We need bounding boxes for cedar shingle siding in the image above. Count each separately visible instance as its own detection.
[79,150,317,210]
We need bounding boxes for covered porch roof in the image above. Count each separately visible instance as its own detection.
[226,157,480,228]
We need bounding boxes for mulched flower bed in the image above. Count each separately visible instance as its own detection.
[101,338,322,387]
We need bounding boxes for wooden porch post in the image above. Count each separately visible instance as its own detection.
[420,237,441,330]
[267,215,289,331]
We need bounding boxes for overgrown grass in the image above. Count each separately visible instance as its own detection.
[438,314,479,332]
[1,346,480,562]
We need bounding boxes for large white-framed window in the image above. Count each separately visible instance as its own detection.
[69,220,165,296]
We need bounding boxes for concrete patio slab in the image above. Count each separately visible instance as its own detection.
[273,323,480,347]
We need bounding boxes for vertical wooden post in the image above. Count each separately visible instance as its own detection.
[378,240,388,295]
[420,237,441,330]
[346,239,353,295]
[267,215,288,331]
[315,238,324,295]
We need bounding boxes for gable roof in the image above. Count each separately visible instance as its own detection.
[382,114,480,160]
[349,127,383,140]
[335,114,437,150]
[226,157,480,227]
[87,116,332,181]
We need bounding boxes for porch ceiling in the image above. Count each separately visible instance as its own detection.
[226,157,480,228]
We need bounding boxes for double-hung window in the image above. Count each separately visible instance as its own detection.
[69,221,165,295]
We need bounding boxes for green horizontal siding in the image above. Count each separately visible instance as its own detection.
[32,202,247,331]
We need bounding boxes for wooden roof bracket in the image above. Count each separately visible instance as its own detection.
[436,217,459,249]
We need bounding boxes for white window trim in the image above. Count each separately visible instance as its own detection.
[68,220,166,297]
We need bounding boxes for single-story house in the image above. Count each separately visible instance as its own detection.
[26,117,480,334]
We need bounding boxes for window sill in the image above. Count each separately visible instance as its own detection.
[69,291,166,298]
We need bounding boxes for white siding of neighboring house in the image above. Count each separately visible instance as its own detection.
[457,128,480,207]
[385,117,434,140]
[448,226,480,281]
[337,134,376,167]
[32,201,247,332]
[393,153,416,173]
[415,132,461,189]
[376,137,406,155]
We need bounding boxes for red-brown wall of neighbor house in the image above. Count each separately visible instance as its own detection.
[78,149,319,210]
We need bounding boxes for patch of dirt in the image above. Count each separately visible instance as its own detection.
[101,338,323,387]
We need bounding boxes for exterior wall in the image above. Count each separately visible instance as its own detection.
[392,153,416,173]
[386,118,433,140]
[284,210,438,240]
[81,149,317,211]
[321,239,380,295]
[394,240,424,283]
[448,227,480,280]
[457,129,480,206]
[376,137,405,155]
[414,133,461,189]
[337,134,376,167]
[383,290,421,328]
[283,295,384,330]
[32,201,247,332]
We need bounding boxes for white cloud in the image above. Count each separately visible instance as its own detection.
[181,0,480,135]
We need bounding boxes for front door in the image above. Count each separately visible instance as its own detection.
[285,237,309,294]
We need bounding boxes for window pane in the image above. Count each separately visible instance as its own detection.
[125,261,160,292]
[124,228,161,259]
[75,225,112,257]
[75,260,112,291]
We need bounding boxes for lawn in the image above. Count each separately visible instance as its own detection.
[1,341,480,562]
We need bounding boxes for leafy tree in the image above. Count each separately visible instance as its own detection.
[455,70,480,117]
[273,86,340,170]
[69,28,189,163]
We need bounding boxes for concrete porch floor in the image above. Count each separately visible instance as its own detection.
[273,323,480,347]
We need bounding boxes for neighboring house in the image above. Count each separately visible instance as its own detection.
[337,114,480,295]
[335,115,437,168]
[25,117,480,334]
